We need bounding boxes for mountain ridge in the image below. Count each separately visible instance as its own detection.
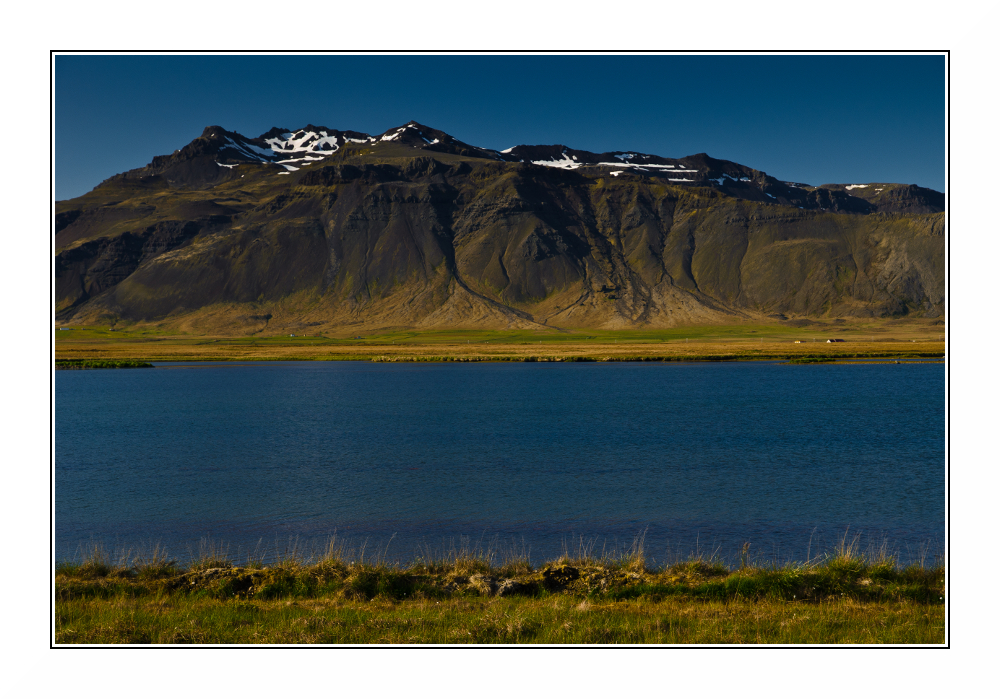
[91,121,944,215]
[55,122,945,332]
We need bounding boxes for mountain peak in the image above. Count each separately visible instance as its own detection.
[201,125,229,139]
[259,126,293,140]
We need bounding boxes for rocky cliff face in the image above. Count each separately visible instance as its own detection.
[54,123,945,331]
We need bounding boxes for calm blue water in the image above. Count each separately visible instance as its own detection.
[55,361,944,566]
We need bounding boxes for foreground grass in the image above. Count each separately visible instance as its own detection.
[55,594,942,644]
[55,544,944,644]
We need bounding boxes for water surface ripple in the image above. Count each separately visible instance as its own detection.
[55,361,944,566]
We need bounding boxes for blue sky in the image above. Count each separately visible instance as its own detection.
[55,54,945,200]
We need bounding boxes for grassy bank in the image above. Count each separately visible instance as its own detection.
[53,320,945,364]
[53,341,944,365]
[55,542,944,644]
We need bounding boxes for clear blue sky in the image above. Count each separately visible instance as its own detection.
[55,54,945,200]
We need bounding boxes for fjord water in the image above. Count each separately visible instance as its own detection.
[55,361,944,566]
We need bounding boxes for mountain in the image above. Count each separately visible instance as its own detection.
[54,122,945,332]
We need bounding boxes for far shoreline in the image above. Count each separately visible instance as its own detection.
[55,343,944,367]
[55,352,945,367]
[54,321,945,365]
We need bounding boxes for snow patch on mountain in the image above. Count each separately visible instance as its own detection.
[532,153,581,170]
[220,137,274,161]
[381,128,407,142]
[213,127,365,171]
[266,130,340,154]
[710,174,753,185]
[595,162,696,172]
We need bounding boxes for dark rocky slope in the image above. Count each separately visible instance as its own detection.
[55,123,945,331]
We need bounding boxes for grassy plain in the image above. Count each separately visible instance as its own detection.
[54,318,945,363]
[54,541,944,645]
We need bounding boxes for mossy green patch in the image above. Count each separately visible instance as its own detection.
[55,359,154,369]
